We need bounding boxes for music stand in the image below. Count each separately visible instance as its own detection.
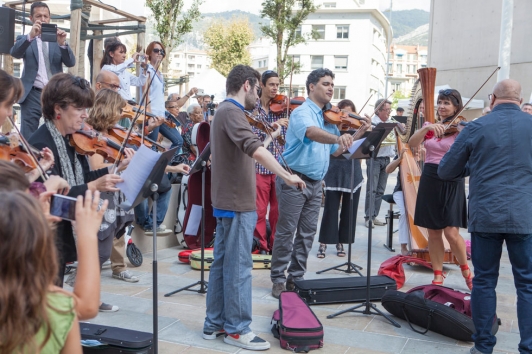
[327,123,401,328]
[317,132,370,276]
[165,143,211,296]
[119,146,178,354]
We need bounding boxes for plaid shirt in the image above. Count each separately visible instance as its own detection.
[250,101,287,175]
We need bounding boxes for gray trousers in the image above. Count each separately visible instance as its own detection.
[364,156,390,220]
[271,176,322,284]
[20,87,43,139]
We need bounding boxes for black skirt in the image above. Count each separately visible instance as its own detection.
[414,163,467,229]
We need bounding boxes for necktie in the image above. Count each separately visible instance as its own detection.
[41,41,53,81]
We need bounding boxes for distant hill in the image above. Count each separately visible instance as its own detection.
[394,24,429,46]
[383,9,430,41]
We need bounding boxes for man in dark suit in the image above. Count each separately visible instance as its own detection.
[10,1,75,139]
[439,79,532,354]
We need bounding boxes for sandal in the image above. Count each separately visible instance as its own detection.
[317,244,326,258]
[336,243,346,257]
[432,270,446,286]
[460,264,473,291]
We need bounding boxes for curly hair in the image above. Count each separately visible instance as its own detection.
[86,89,126,131]
[306,68,335,92]
[41,73,94,121]
[0,191,59,353]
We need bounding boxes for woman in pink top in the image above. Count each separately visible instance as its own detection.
[408,89,472,291]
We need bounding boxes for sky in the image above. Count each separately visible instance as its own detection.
[196,0,431,15]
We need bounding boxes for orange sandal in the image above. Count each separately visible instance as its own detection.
[432,270,446,285]
[460,264,473,291]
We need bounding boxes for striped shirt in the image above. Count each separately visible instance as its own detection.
[250,101,287,175]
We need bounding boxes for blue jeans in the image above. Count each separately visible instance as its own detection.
[471,232,532,354]
[149,124,183,151]
[204,211,257,335]
[133,189,170,230]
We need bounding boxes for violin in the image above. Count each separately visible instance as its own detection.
[108,125,166,152]
[441,116,467,137]
[322,103,365,131]
[122,103,176,128]
[244,111,286,146]
[69,124,122,163]
[0,133,40,172]
[269,95,305,115]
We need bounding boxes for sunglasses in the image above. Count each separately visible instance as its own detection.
[438,89,460,105]
[152,48,164,55]
[73,76,90,90]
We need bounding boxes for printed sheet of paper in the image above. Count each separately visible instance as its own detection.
[116,145,160,203]
[347,137,366,155]
[185,204,202,236]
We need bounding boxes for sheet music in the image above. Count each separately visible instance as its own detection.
[185,204,202,236]
[347,138,366,155]
[116,145,160,203]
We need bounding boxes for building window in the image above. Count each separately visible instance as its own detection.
[333,87,346,100]
[312,25,325,40]
[396,64,403,74]
[311,55,324,69]
[292,55,300,64]
[295,26,302,38]
[336,25,349,39]
[408,64,416,74]
[324,2,336,7]
[334,56,348,70]
[188,55,195,60]
[13,63,21,77]
[395,53,403,60]
[197,64,202,69]
[188,64,195,69]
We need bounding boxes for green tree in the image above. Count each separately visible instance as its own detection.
[203,17,254,77]
[260,0,319,83]
[391,90,410,109]
[146,0,203,73]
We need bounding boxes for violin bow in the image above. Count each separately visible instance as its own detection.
[357,93,374,115]
[111,56,163,172]
[443,67,500,131]
[368,90,395,119]
[286,55,295,119]
[7,115,48,181]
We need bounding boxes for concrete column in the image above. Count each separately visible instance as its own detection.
[497,0,514,81]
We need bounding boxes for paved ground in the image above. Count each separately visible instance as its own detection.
[74,168,521,354]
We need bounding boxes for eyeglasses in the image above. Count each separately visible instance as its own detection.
[73,76,90,90]
[100,82,121,91]
[152,48,164,55]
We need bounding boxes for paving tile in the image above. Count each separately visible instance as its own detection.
[81,169,520,353]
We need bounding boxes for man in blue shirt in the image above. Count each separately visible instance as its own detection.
[270,68,360,298]
[439,79,532,354]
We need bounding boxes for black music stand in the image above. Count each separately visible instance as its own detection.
[119,146,178,354]
[164,143,211,296]
[317,131,370,276]
[327,124,401,328]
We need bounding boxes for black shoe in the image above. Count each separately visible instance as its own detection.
[259,250,267,255]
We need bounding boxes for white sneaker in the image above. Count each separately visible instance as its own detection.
[112,270,139,283]
[373,218,386,226]
[224,332,270,350]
